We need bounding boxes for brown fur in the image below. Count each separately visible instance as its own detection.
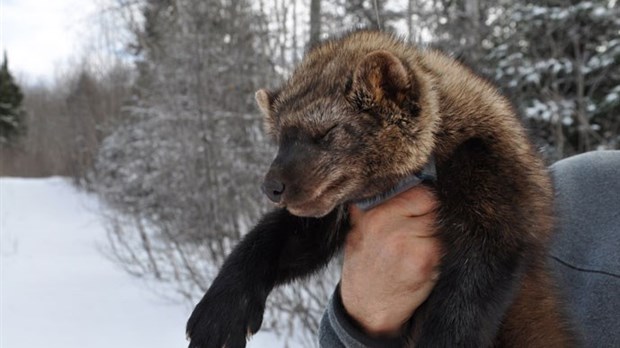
[257,31,575,347]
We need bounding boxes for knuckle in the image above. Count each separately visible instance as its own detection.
[409,247,440,279]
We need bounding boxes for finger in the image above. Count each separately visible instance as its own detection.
[403,233,443,277]
[384,236,441,288]
[389,212,438,239]
[382,185,438,218]
[408,270,440,303]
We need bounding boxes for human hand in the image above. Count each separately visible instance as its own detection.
[340,186,442,337]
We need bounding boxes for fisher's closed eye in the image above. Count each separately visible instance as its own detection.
[321,124,338,141]
[319,124,339,142]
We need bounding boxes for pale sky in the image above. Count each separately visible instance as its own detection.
[1,0,97,84]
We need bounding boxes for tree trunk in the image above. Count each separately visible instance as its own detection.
[309,0,321,48]
[408,0,414,42]
[464,0,480,59]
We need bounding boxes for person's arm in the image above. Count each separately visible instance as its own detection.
[319,186,442,347]
[548,150,620,347]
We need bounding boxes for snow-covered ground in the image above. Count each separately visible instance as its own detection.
[0,177,292,348]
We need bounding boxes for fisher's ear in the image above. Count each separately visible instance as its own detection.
[255,89,273,116]
[255,89,278,137]
[351,50,410,107]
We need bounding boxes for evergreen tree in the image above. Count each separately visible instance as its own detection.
[425,0,619,160]
[323,0,404,34]
[0,52,27,146]
[488,0,620,159]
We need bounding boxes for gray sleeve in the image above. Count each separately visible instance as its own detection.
[548,150,620,347]
[319,285,403,348]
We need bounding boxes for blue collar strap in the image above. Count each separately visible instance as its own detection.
[355,156,437,211]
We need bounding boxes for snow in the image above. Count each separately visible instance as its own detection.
[0,177,294,348]
[591,6,606,17]
[531,6,548,16]
[605,92,619,103]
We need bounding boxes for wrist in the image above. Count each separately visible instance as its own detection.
[332,284,402,347]
[341,301,403,337]
[354,317,403,337]
[340,280,408,338]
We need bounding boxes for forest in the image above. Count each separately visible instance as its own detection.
[2,0,619,345]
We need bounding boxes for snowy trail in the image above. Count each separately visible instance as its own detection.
[0,177,291,348]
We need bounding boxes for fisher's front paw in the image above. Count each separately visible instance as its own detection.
[186,286,265,348]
